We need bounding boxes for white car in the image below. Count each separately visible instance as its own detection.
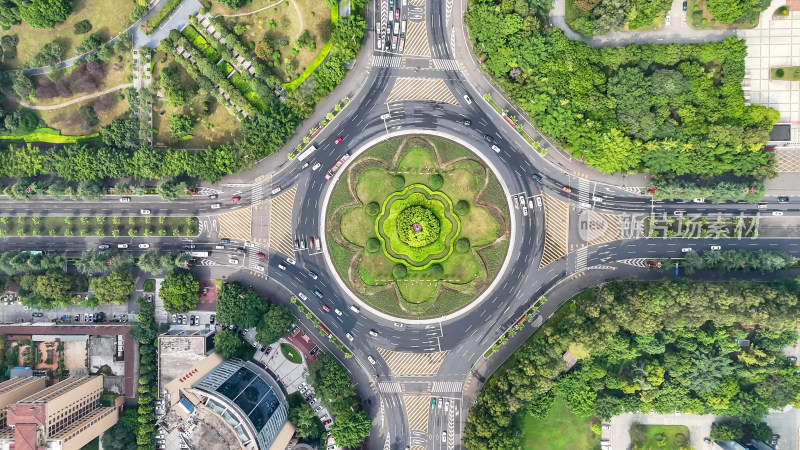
[592,196,603,202]
[244,242,257,248]
[334,309,343,316]
[393,322,404,328]
[255,265,266,272]
[138,244,150,249]
[442,431,447,442]
[119,197,131,202]
[772,211,784,216]
[692,198,705,203]
[211,203,221,209]
[491,145,501,153]
[369,330,379,337]
[445,401,449,412]
[215,245,225,250]
[522,206,528,216]
[345,333,354,341]
[286,257,296,265]
[118,244,128,249]
[228,258,238,264]
[710,245,721,250]
[536,197,542,207]
[367,355,376,365]
[297,292,308,301]
[463,94,472,105]
[312,162,322,171]
[278,264,286,270]
[140,209,151,214]
[579,202,591,209]
[271,187,282,195]
[681,248,693,253]
[301,162,309,169]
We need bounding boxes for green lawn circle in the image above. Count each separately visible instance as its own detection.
[280,343,302,364]
[397,205,441,247]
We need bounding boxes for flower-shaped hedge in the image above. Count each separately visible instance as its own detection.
[376,184,461,269]
[326,136,510,318]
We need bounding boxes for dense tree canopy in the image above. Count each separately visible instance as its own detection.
[17,0,72,28]
[158,271,199,313]
[215,282,268,329]
[465,0,778,178]
[308,353,370,447]
[464,280,800,449]
[88,271,135,304]
[255,304,295,346]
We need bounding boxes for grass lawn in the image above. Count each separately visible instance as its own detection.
[224,0,333,84]
[771,66,800,81]
[686,0,759,29]
[630,424,690,450]
[280,343,302,363]
[25,53,133,107]
[152,51,242,148]
[520,396,600,450]
[32,91,130,137]
[0,216,198,238]
[143,279,156,292]
[0,127,98,144]
[0,0,135,70]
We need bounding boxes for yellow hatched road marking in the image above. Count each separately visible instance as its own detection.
[217,207,253,242]
[268,185,297,258]
[377,348,449,375]
[539,194,570,268]
[404,395,430,432]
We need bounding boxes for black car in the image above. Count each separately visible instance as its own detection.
[531,173,542,181]
[210,314,215,324]
[98,244,110,249]
[462,118,471,126]
[682,0,687,10]
[208,194,218,199]
[260,346,266,352]
[778,196,790,202]
[483,134,495,143]
[220,238,230,244]
[183,244,196,249]
[236,248,246,254]
[32,312,43,317]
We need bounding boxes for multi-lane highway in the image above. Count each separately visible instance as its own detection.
[2,0,800,449]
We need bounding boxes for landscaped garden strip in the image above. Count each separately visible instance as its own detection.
[145,0,183,34]
[283,3,338,91]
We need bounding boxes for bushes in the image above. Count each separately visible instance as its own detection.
[73,19,92,34]
[429,173,444,189]
[144,0,182,34]
[366,238,380,253]
[392,264,407,279]
[1,35,18,60]
[429,264,443,279]
[455,200,470,216]
[366,201,380,216]
[397,206,441,247]
[455,237,471,253]
[392,174,405,189]
[711,421,744,441]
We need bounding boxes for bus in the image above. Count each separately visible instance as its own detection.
[184,251,210,257]
[297,144,317,162]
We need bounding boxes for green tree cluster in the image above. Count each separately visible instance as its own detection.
[651,179,766,203]
[463,280,800,449]
[158,271,199,313]
[17,0,72,28]
[681,249,796,274]
[130,297,158,449]
[308,354,371,448]
[88,271,135,304]
[706,0,770,24]
[465,1,778,179]
[397,206,440,247]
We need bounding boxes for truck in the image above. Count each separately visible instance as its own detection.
[297,144,317,161]
[398,38,405,53]
[393,22,399,35]
[325,153,351,180]
[184,251,210,257]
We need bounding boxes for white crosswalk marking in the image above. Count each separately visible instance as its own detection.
[431,381,463,393]
[378,382,403,393]
[252,181,264,206]
[433,59,459,71]
[617,258,648,267]
[373,55,402,67]
[246,243,265,269]
[587,265,616,271]
[578,178,590,204]
[575,247,587,272]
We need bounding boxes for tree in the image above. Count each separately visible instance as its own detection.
[158,271,199,313]
[33,271,71,299]
[169,114,195,139]
[75,33,102,55]
[137,251,163,275]
[455,200,470,216]
[256,305,295,345]
[89,271,135,304]
[165,88,190,107]
[18,0,72,28]
[216,0,246,10]
[101,415,137,450]
[366,238,380,253]
[392,264,407,279]
[289,403,323,440]
[213,329,243,358]
[100,118,139,149]
[711,421,744,441]
[10,71,33,98]
[429,173,444,189]
[747,421,773,442]
[255,40,275,61]
[455,237,471,253]
[113,31,133,53]
[216,282,268,328]
[329,409,371,448]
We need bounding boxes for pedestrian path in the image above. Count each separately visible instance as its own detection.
[372,55,402,68]
[385,77,457,105]
[378,381,402,393]
[403,395,430,432]
[574,247,587,272]
[578,178,590,205]
[539,194,570,268]
[432,59,459,71]
[431,381,462,393]
[216,207,252,242]
[377,348,449,375]
[267,185,297,258]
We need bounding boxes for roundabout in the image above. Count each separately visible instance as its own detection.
[325,135,511,319]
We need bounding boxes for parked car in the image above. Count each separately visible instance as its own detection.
[323,419,332,426]
[210,314,215,324]
[74,314,80,321]
[322,304,331,312]
[190,316,196,326]
[773,211,784,216]
[309,237,315,248]
[682,0,687,10]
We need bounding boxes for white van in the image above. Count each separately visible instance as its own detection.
[349,305,360,314]
[401,20,406,33]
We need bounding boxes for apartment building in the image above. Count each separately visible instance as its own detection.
[0,376,119,450]
[0,378,47,428]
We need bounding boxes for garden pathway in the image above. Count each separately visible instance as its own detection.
[8,83,133,110]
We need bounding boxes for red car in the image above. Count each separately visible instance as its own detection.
[323,419,332,426]
[334,137,343,144]
[322,304,331,312]
[309,237,315,248]
[562,186,572,194]
[395,8,399,19]
[256,252,265,259]
[231,196,241,202]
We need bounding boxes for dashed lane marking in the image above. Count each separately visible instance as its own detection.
[377,348,449,376]
[268,185,298,258]
[539,194,570,268]
[385,77,457,105]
